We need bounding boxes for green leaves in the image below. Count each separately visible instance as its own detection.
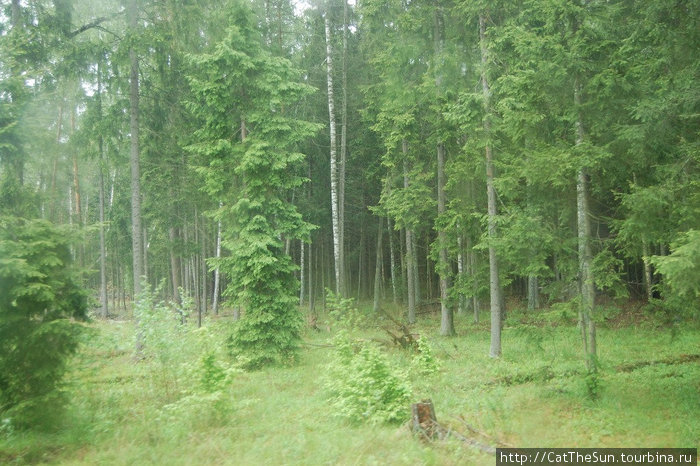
[186,2,317,369]
[325,331,411,425]
[651,230,700,302]
[0,216,88,428]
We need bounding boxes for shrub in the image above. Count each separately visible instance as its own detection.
[325,289,369,331]
[411,337,441,376]
[0,217,88,428]
[325,331,411,425]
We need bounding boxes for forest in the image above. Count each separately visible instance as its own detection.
[0,0,698,464]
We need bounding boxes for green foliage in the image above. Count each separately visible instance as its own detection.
[325,331,411,425]
[592,247,629,300]
[650,230,700,306]
[325,289,369,331]
[186,2,317,369]
[584,357,603,401]
[410,337,440,376]
[0,217,88,428]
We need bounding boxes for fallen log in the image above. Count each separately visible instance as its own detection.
[615,353,700,372]
[377,308,419,349]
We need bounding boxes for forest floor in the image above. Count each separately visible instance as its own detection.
[1,302,699,465]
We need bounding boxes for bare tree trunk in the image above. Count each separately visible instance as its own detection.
[300,240,305,306]
[142,226,148,286]
[199,209,207,314]
[470,244,480,322]
[357,219,365,300]
[413,232,421,306]
[169,226,181,304]
[195,210,202,327]
[480,14,502,358]
[128,0,143,308]
[97,62,108,319]
[457,234,466,315]
[309,235,315,312]
[50,101,63,220]
[325,13,343,296]
[387,216,398,305]
[438,146,454,335]
[403,142,416,324]
[71,109,81,225]
[212,205,222,314]
[433,2,453,334]
[183,224,190,297]
[373,217,384,312]
[339,0,348,296]
[527,275,539,310]
[575,79,596,370]
[642,240,652,301]
[425,235,432,300]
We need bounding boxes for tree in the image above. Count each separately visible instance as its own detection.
[0,217,88,426]
[324,4,344,296]
[479,12,503,358]
[187,2,318,368]
[126,0,144,296]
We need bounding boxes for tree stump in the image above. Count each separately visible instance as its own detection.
[411,399,440,440]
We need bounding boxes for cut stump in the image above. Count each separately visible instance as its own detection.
[411,399,440,440]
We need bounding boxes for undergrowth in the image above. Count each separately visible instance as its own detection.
[0,302,697,465]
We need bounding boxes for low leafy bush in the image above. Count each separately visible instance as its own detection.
[325,331,411,425]
[325,289,369,331]
[411,337,440,376]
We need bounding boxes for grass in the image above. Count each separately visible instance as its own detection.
[1,302,698,465]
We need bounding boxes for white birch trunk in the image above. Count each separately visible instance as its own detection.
[325,13,342,296]
[212,206,222,314]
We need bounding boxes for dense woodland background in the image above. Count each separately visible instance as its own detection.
[0,0,699,434]
[0,0,699,462]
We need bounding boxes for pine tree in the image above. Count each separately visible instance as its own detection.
[186,3,318,368]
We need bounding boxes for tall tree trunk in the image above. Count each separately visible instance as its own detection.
[373,217,384,312]
[212,206,222,314]
[142,226,148,286]
[425,235,432,300]
[128,0,143,304]
[300,240,305,306]
[480,14,503,358]
[97,61,108,319]
[169,226,181,304]
[339,0,348,295]
[412,232,421,306]
[387,216,398,305]
[642,240,652,301]
[357,219,365,300]
[199,209,207,315]
[403,141,416,324]
[71,108,81,225]
[433,1,453,335]
[309,234,315,313]
[575,79,596,370]
[195,210,202,327]
[325,13,343,296]
[457,234,466,314]
[50,101,63,220]
[438,147,454,335]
